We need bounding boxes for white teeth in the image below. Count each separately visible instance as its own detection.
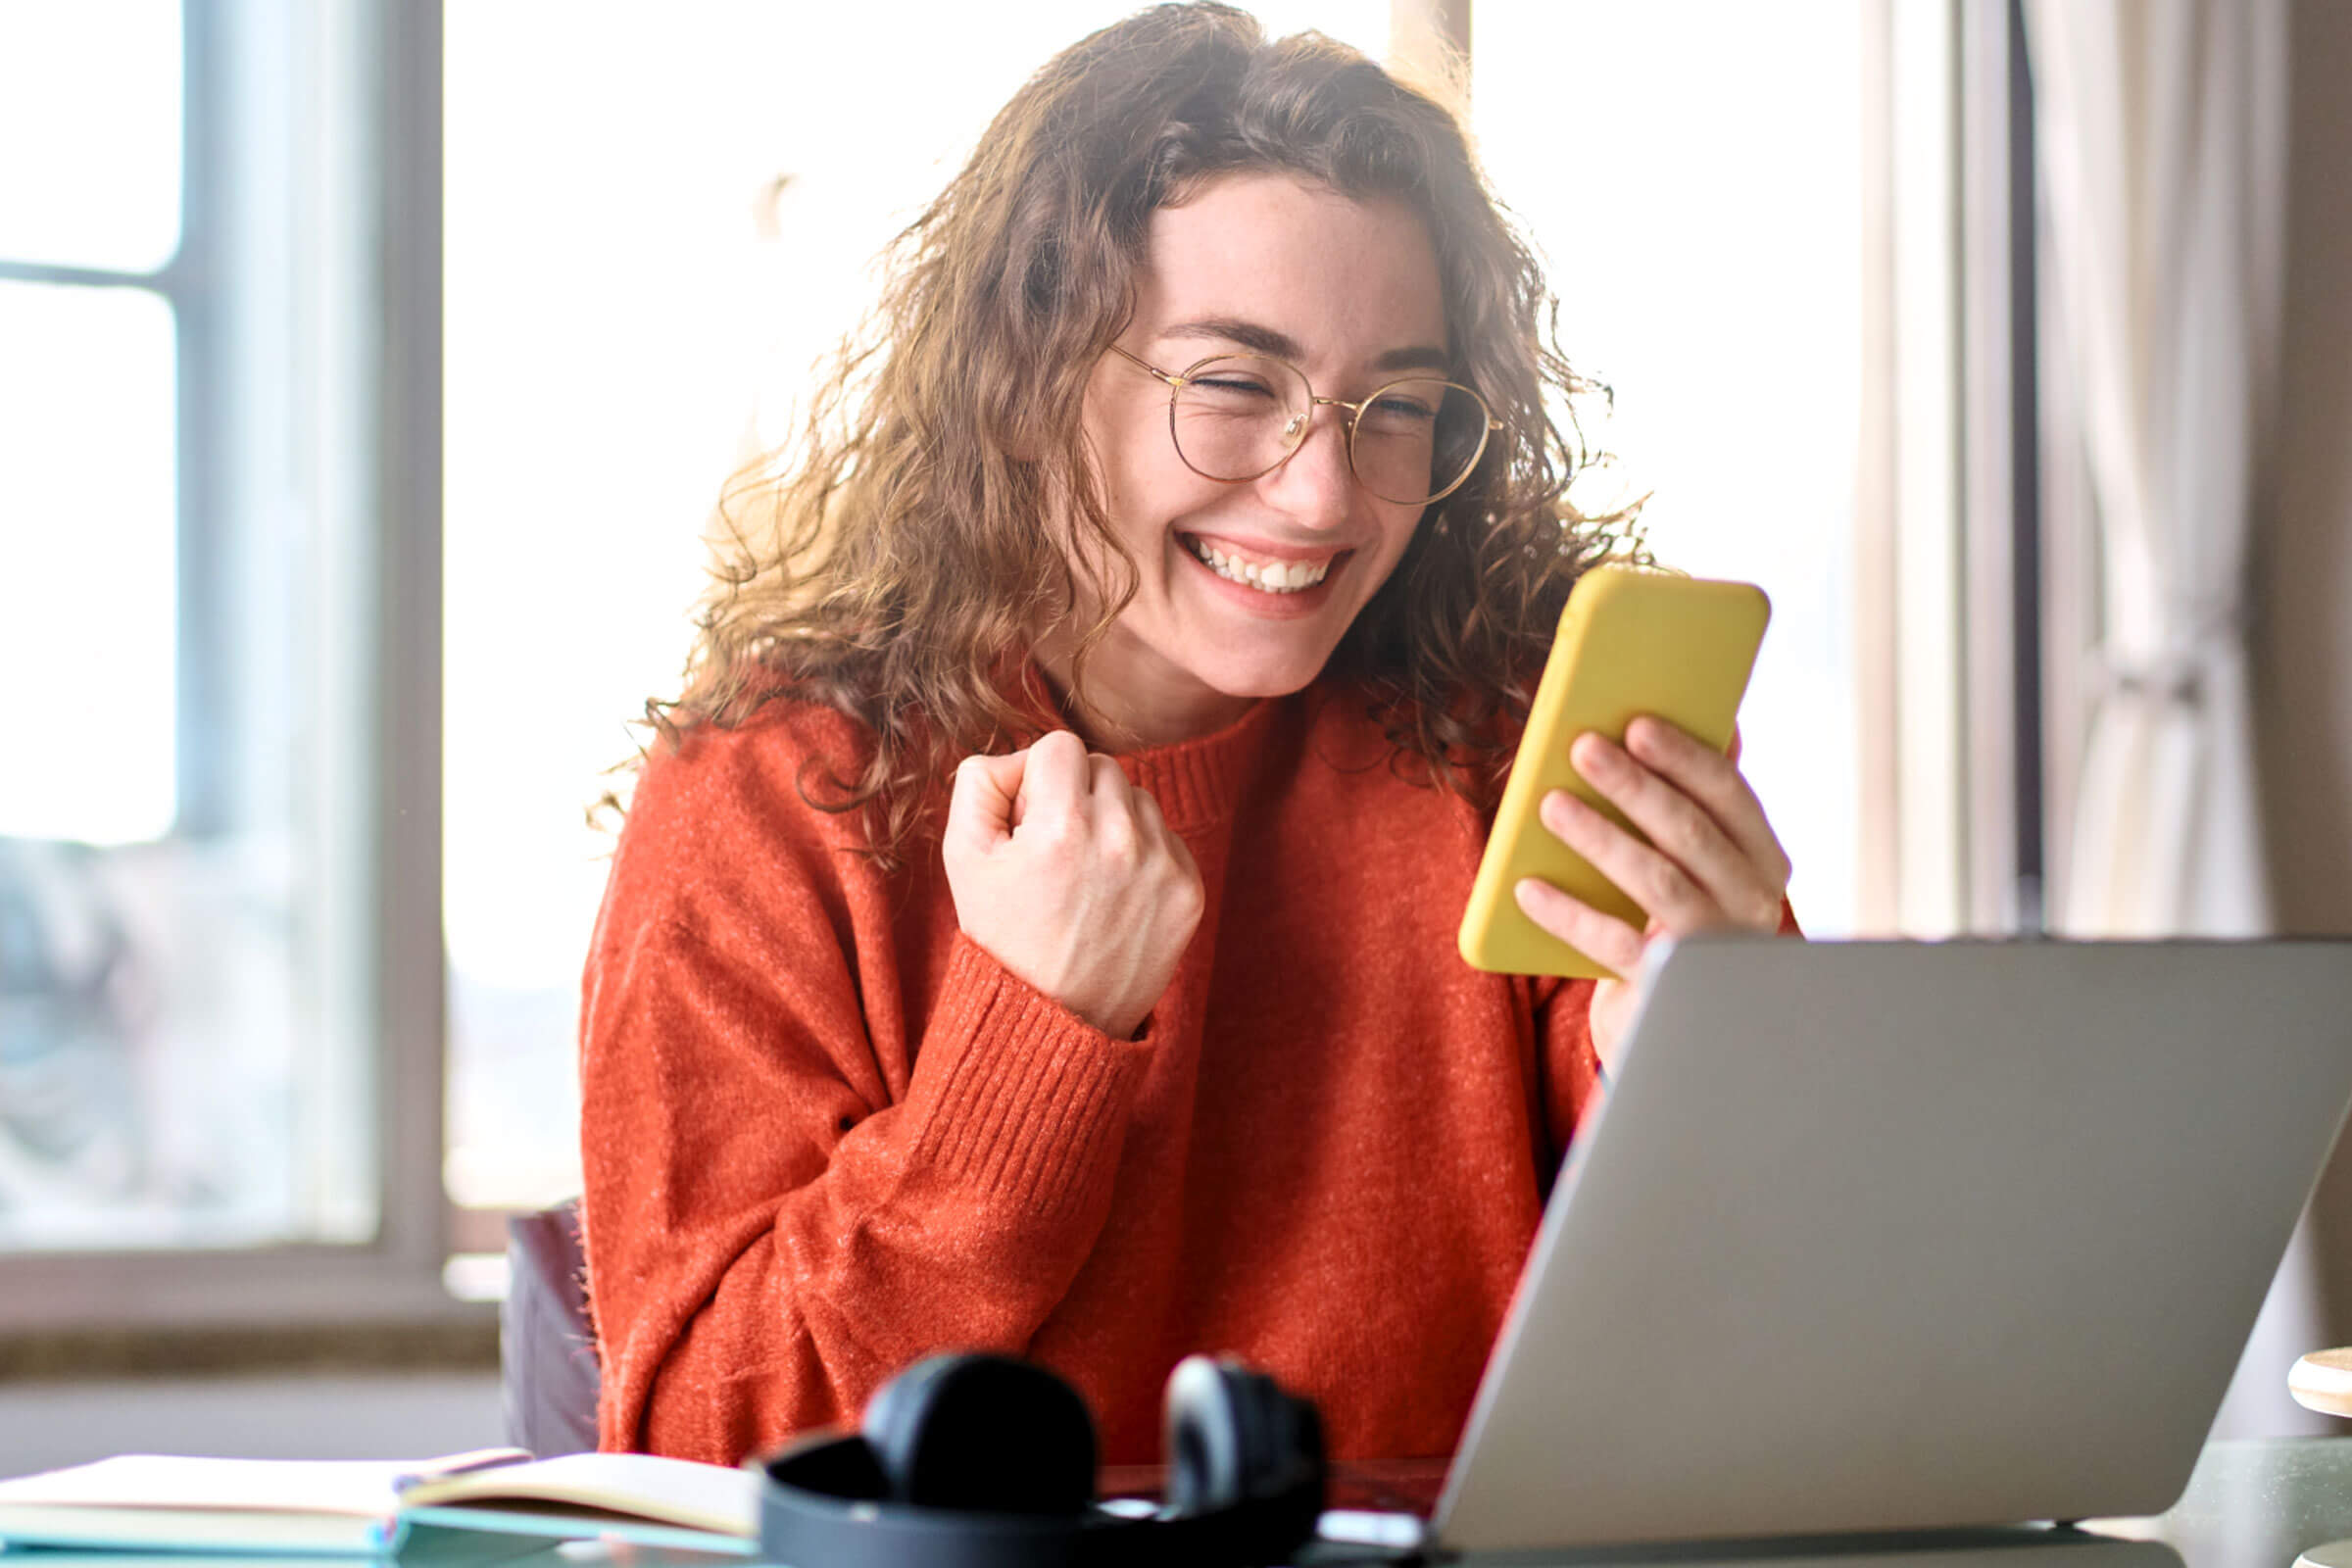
[1186,537,1331,594]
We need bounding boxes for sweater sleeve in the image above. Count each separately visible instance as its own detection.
[579,728,1153,1464]
[1535,975,1604,1166]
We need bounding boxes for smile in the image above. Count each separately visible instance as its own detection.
[1181,534,1339,595]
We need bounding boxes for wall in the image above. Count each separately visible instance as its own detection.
[2263,0,2352,1325]
[0,1374,504,1477]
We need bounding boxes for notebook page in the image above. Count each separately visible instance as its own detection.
[397,1452,759,1537]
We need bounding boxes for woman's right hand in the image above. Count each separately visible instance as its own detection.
[943,730,1204,1040]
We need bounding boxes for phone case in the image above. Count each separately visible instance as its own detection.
[1456,564,1770,979]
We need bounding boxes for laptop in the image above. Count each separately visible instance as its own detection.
[1414,936,2352,1562]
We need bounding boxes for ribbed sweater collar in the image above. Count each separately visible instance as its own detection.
[1113,696,1285,832]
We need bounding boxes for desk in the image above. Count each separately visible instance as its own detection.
[12,1439,2352,1568]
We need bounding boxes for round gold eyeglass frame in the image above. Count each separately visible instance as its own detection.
[1108,344,1501,507]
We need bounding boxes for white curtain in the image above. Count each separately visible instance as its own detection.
[2024,0,2311,1437]
[2026,0,2285,937]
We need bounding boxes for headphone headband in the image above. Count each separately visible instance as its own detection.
[757,1355,1326,1568]
[760,1455,1317,1568]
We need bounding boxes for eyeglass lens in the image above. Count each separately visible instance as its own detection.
[1168,355,1488,506]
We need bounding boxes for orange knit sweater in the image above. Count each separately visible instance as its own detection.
[579,682,1609,1467]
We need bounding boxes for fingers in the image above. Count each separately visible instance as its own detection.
[1621,716,1789,888]
[1018,729,1093,826]
[939,729,1200,1042]
[1541,785,1733,932]
[1563,725,1788,931]
[1513,876,1646,977]
[1521,717,1790,942]
[948,750,1027,853]
[1086,750,1131,805]
[1084,750,1142,860]
[951,732,1141,858]
[1130,782,1200,881]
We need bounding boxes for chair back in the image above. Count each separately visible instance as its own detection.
[501,1198,601,1456]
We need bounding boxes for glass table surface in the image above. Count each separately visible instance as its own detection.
[2082,1437,2352,1568]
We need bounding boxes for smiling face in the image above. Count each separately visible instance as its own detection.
[1045,172,1449,747]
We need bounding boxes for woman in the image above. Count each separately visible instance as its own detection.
[580,2,1794,1467]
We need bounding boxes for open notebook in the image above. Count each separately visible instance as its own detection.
[0,1448,758,1558]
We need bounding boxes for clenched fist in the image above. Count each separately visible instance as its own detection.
[943,730,1204,1040]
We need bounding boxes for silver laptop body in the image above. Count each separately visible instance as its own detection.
[1434,937,2352,1558]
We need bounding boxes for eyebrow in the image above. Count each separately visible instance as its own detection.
[1158,317,1453,376]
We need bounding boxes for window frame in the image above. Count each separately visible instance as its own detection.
[0,0,462,1332]
[1957,0,2047,935]
[1858,0,2043,939]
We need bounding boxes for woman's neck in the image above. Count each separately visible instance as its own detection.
[1029,628,1259,753]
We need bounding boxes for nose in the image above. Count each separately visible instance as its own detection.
[1261,400,1354,531]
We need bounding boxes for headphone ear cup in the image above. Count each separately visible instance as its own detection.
[1161,1355,1263,1516]
[1265,1375,1326,1492]
[1163,1355,1328,1523]
[861,1353,1098,1515]
[859,1353,958,1494]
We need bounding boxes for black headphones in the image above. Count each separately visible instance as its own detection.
[759,1352,1327,1568]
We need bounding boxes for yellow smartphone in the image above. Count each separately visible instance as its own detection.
[1457,564,1771,979]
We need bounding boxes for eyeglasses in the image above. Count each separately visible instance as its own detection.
[1109,345,1499,507]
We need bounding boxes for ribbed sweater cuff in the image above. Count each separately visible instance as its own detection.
[902,935,1152,1218]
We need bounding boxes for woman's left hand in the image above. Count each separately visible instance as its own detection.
[1511,715,1793,1077]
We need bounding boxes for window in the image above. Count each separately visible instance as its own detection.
[0,0,450,1323]
[1475,0,1866,938]
[1,7,209,1247]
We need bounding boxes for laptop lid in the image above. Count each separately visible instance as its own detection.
[1435,937,2352,1557]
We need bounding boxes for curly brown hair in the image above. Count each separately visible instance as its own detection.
[644,2,1635,867]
